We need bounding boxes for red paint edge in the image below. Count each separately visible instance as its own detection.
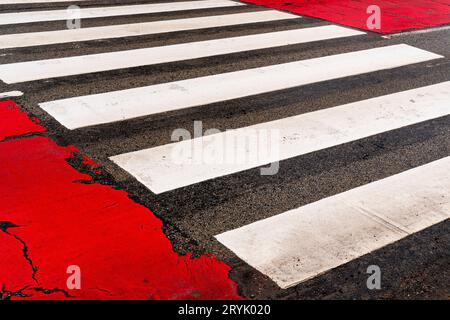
[0,101,242,300]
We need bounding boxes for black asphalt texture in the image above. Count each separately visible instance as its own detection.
[0,0,449,299]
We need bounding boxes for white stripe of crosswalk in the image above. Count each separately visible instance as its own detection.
[0,90,23,99]
[39,44,442,130]
[0,0,88,3]
[0,26,364,83]
[0,11,298,49]
[215,156,450,288]
[0,0,244,25]
[109,81,450,194]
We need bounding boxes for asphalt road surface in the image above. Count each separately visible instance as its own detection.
[0,0,449,299]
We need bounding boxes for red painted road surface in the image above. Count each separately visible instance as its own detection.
[0,101,241,300]
[0,102,45,141]
[243,0,450,34]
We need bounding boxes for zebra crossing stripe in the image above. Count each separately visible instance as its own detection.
[40,44,442,130]
[109,81,450,194]
[0,0,89,3]
[0,11,298,49]
[0,26,364,83]
[0,0,245,25]
[215,155,450,288]
[0,91,23,99]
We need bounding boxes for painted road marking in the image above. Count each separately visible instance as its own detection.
[0,0,89,3]
[0,11,298,49]
[109,81,450,194]
[216,156,450,288]
[40,44,442,130]
[0,100,241,299]
[242,0,450,34]
[383,25,450,38]
[0,26,364,83]
[0,90,23,99]
[0,0,244,25]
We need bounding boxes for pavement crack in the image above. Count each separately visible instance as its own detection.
[27,287,72,298]
[0,221,39,284]
[0,131,46,144]
[0,285,72,300]
[0,221,73,299]
[0,285,31,300]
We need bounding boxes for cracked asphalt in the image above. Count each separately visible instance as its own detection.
[0,0,449,300]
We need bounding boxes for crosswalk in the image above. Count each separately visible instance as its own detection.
[110,81,450,194]
[0,0,244,25]
[216,156,450,288]
[0,25,363,83]
[0,10,298,49]
[0,0,90,3]
[41,45,441,129]
[1,0,449,293]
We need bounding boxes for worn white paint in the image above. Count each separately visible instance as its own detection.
[0,90,23,98]
[383,25,450,38]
